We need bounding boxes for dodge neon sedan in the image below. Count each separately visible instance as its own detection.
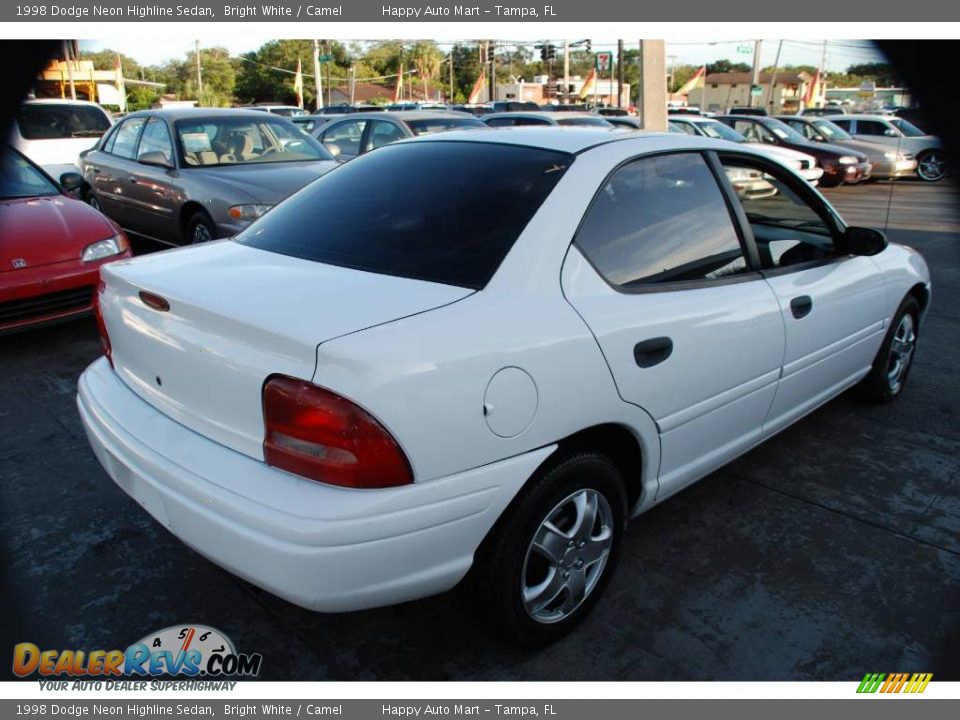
[78,130,930,646]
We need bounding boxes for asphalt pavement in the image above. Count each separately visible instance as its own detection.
[2,179,958,681]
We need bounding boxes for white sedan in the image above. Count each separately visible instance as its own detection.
[78,129,930,646]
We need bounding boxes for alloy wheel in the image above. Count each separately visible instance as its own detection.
[917,152,947,182]
[886,313,916,393]
[521,488,614,624]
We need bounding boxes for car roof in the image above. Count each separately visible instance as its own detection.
[484,111,603,121]
[409,127,678,153]
[670,115,719,124]
[119,107,291,121]
[830,114,889,121]
[23,99,106,107]
[324,110,475,122]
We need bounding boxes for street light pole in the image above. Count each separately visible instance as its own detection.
[563,39,570,105]
[195,39,202,97]
[749,39,762,108]
[313,39,323,110]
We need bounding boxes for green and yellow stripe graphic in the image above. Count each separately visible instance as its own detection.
[857,672,933,694]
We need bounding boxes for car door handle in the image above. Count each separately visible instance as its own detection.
[634,337,673,368]
[790,295,813,319]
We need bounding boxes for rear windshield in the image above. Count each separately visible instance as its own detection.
[238,141,571,289]
[556,117,613,128]
[17,104,111,140]
[406,117,487,135]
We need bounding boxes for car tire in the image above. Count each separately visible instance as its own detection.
[85,190,102,211]
[467,450,627,648]
[916,150,947,182]
[186,210,216,244]
[859,296,920,402]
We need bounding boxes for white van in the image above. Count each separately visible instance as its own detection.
[11,99,113,181]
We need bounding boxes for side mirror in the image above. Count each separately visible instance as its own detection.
[838,226,887,256]
[138,151,173,168]
[324,142,342,159]
[59,172,83,191]
[884,128,899,137]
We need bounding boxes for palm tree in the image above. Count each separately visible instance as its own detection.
[411,42,443,100]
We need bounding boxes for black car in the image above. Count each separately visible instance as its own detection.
[728,106,768,116]
[716,115,872,186]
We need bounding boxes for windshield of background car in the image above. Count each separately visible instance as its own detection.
[889,118,927,137]
[765,118,806,142]
[406,117,488,135]
[175,117,333,166]
[811,120,852,141]
[16,104,111,140]
[0,152,60,199]
[237,141,572,289]
[697,121,746,142]
[556,117,614,128]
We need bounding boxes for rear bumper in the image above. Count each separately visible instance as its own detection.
[870,157,918,179]
[77,357,551,612]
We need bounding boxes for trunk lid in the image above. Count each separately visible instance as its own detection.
[99,241,472,459]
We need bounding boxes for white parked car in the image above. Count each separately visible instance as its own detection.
[669,115,825,185]
[78,130,930,646]
[12,99,113,179]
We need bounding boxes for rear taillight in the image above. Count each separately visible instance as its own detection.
[92,279,113,368]
[262,375,413,489]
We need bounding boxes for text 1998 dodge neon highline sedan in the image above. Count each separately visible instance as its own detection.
[78,129,930,646]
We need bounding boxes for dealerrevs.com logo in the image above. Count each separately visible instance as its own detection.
[857,673,933,694]
[13,625,262,682]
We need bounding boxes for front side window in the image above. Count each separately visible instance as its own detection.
[238,141,571,289]
[16,103,111,140]
[855,120,893,137]
[575,153,749,288]
[110,117,146,160]
[889,118,926,137]
[721,156,835,269]
[137,118,174,164]
[810,120,852,141]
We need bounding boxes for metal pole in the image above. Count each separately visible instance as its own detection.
[636,41,644,125]
[749,39,762,108]
[325,42,331,106]
[617,40,624,108]
[349,65,356,105]
[313,39,323,110]
[767,40,783,113]
[488,41,495,102]
[449,50,454,102]
[563,40,570,105]
[195,40,202,95]
[62,41,77,101]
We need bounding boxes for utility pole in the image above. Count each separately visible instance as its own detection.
[488,41,496,102]
[749,39,762,108]
[349,65,356,105]
[325,41,331,106]
[563,39,570,105]
[449,50,455,102]
[313,39,323,110]
[767,40,783,113]
[62,40,77,101]
[617,39,624,108]
[195,40,202,96]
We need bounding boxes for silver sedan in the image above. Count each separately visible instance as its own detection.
[80,108,338,245]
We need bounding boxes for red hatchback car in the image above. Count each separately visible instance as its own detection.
[0,149,131,333]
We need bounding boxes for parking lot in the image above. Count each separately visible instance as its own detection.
[2,179,958,681]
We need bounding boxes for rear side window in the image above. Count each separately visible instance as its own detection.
[16,104,110,140]
[238,141,571,289]
[575,153,749,288]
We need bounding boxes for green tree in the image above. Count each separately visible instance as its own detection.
[706,59,751,74]
[410,41,443,100]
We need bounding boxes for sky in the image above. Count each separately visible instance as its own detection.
[79,37,887,72]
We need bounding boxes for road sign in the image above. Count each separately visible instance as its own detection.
[750,84,763,97]
[595,52,613,72]
[317,54,334,63]
[736,45,752,54]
